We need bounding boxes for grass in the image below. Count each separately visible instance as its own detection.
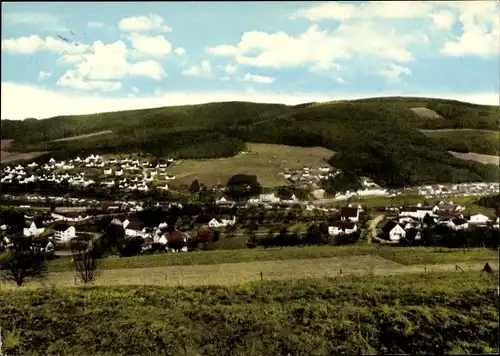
[449,151,499,166]
[167,143,334,188]
[46,245,499,273]
[0,271,498,355]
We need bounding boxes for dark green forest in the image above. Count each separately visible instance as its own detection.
[1,97,498,188]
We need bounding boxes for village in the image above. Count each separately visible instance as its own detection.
[0,154,499,256]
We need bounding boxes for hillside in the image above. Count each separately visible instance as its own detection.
[1,272,498,355]
[1,97,498,188]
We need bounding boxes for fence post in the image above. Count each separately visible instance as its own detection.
[260,272,263,281]
[340,268,342,276]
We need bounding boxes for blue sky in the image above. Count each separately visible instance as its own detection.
[1,1,499,119]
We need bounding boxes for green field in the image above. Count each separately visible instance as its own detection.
[45,246,499,273]
[167,143,334,187]
[1,271,498,355]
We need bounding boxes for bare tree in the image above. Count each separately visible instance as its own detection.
[70,237,101,284]
[1,234,47,287]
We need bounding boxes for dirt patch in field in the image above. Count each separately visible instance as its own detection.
[449,151,500,165]
[50,130,113,142]
[410,107,444,119]
[1,139,48,164]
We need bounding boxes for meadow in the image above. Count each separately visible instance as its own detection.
[45,245,499,273]
[167,143,334,187]
[0,271,498,355]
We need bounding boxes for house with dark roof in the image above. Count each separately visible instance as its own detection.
[447,218,469,231]
[124,220,147,237]
[339,207,360,223]
[405,228,421,241]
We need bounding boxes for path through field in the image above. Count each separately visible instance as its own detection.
[26,256,499,288]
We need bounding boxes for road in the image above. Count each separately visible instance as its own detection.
[368,214,397,244]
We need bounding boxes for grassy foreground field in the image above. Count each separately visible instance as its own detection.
[167,143,334,187]
[0,272,498,355]
[45,246,500,273]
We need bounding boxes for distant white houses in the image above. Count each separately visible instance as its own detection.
[259,193,280,204]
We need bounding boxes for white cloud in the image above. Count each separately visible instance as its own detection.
[182,60,212,77]
[38,71,52,80]
[56,71,122,92]
[207,23,427,71]
[430,10,455,30]
[440,1,500,57]
[128,34,172,57]
[379,64,412,82]
[87,21,106,29]
[291,1,435,21]
[174,47,186,55]
[243,73,275,84]
[2,12,69,31]
[335,77,346,84]
[2,82,498,121]
[118,14,172,33]
[132,86,139,93]
[2,35,89,55]
[224,64,238,74]
[54,40,166,91]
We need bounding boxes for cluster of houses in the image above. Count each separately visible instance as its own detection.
[380,201,500,242]
[0,155,176,192]
[415,182,499,197]
[280,166,342,185]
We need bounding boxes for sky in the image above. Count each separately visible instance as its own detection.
[1,1,499,120]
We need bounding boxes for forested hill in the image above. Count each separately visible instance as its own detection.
[1,97,498,188]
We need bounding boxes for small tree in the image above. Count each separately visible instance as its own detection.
[189,179,201,193]
[70,237,101,284]
[1,235,47,287]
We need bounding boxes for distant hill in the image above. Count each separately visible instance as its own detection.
[1,97,498,188]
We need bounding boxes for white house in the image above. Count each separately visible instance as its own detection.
[447,219,469,231]
[468,214,490,225]
[208,218,222,228]
[328,221,357,236]
[53,225,76,242]
[216,197,228,205]
[104,169,113,175]
[259,193,280,203]
[382,221,406,241]
[115,170,124,176]
[23,222,45,237]
[221,216,236,226]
